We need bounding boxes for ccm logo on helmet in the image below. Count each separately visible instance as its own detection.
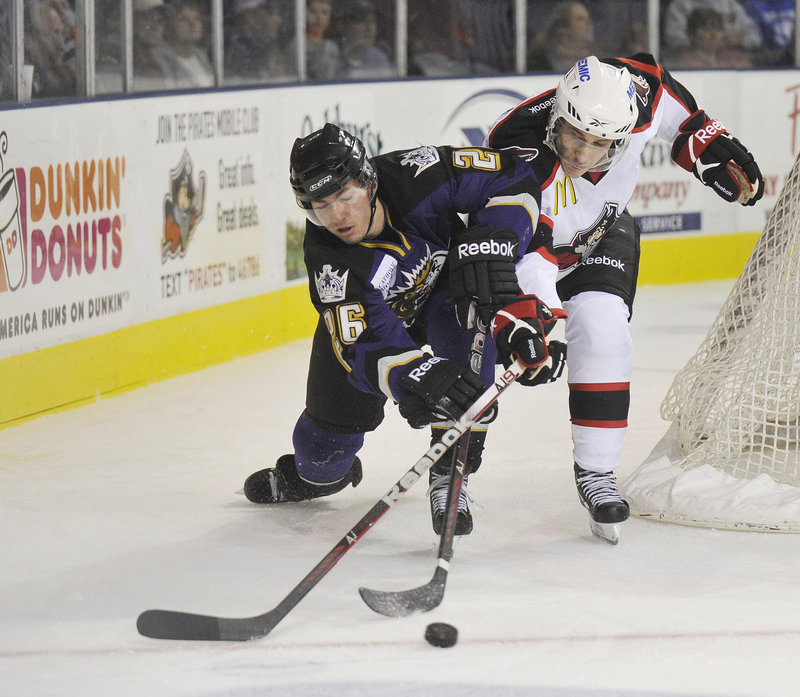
[310,174,333,191]
[406,356,444,382]
[577,57,591,82]
[694,120,727,144]
[456,239,517,260]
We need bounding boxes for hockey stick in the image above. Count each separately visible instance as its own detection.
[358,319,488,617]
[357,437,471,617]
[135,357,525,642]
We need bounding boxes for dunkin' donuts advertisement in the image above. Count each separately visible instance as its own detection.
[0,93,274,360]
[0,142,26,294]
[0,123,133,356]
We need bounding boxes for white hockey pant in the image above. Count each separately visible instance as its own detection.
[563,291,632,474]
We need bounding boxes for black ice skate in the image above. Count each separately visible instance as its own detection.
[428,464,474,536]
[574,463,630,545]
[244,454,362,503]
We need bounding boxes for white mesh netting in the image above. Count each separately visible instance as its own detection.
[624,153,800,531]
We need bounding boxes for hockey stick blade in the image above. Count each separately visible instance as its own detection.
[359,402,473,618]
[136,503,388,642]
[137,608,274,642]
[136,360,523,642]
[359,560,448,617]
[359,410,474,617]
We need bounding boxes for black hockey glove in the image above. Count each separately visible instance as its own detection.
[671,110,764,206]
[448,224,521,328]
[517,340,567,387]
[490,295,567,386]
[398,356,486,429]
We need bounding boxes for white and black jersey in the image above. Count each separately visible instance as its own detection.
[487,53,701,283]
[485,53,711,474]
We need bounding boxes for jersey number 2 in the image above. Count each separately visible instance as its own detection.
[452,148,501,171]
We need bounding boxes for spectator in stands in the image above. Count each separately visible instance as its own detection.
[662,0,762,63]
[24,0,77,98]
[407,1,464,76]
[527,1,599,73]
[456,0,516,74]
[742,0,794,66]
[337,0,393,80]
[161,0,214,88]
[289,0,340,82]
[407,0,498,76]
[621,20,650,56]
[673,7,753,68]
[94,0,123,94]
[225,0,293,84]
[132,0,176,90]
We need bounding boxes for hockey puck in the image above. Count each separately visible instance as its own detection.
[424,622,458,648]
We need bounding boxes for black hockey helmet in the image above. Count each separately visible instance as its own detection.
[289,123,377,215]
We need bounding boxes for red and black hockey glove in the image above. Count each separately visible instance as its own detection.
[671,110,763,206]
[491,295,567,387]
[448,224,521,328]
[398,356,488,429]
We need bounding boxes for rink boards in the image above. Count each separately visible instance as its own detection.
[0,69,793,427]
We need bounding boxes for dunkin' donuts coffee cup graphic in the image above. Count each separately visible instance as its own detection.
[0,168,26,292]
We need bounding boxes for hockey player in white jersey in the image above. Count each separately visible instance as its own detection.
[485,54,764,543]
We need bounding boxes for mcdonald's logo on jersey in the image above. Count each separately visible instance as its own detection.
[553,175,577,215]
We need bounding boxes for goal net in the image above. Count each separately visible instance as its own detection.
[623,153,800,532]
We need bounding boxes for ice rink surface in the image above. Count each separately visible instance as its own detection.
[2,280,799,697]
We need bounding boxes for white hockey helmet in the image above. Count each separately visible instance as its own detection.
[545,56,638,171]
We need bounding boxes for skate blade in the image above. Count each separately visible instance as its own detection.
[589,520,620,545]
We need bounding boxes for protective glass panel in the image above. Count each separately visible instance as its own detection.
[25,0,79,99]
[336,0,396,81]
[661,0,795,68]
[527,0,648,74]
[135,0,214,91]
[297,0,346,82]
[96,0,124,94]
[0,4,14,102]
[224,0,298,85]
[408,0,515,77]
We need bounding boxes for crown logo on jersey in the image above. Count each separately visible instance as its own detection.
[315,264,349,303]
[400,146,440,177]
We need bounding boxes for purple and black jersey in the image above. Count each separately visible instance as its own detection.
[303,144,552,402]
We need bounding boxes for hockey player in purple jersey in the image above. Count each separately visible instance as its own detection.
[486,54,764,543]
[243,123,567,535]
